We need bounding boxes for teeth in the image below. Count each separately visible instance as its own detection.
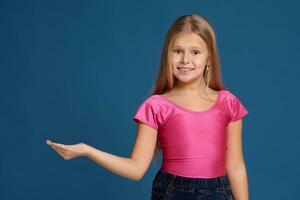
[177,67,194,70]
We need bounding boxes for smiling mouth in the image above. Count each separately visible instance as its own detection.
[177,67,195,71]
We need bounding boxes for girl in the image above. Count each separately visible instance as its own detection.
[46,14,249,200]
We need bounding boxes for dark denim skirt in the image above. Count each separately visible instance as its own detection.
[151,168,233,200]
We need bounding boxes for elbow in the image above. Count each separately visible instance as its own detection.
[133,171,145,181]
[131,159,147,181]
[126,166,144,181]
[126,173,141,181]
[130,175,142,182]
[130,176,141,181]
[133,176,142,181]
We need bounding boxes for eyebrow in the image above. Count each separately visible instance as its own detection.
[173,45,202,49]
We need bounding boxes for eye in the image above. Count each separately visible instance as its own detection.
[193,50,201,55]
[173,49,182,54]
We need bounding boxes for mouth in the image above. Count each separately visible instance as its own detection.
[177,66,195,71]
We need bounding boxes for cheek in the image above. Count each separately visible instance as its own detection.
[171,55,181,63]
[171,57,180,67]
[194,56,208,67]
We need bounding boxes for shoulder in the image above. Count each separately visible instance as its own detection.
[219,89,244,105]
[138,94,163,105]
[135,94,165,111]
[219,89,249,122]
[219,89,246,110]
[220,89,237,99]
[133,94,171,129]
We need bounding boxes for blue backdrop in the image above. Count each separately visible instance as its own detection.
[1,0,299,199]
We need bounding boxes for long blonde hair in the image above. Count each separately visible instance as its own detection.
[148,14,227,164]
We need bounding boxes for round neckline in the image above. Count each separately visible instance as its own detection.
[158,90,222,114]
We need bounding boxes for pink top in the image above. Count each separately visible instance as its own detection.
[133,89,249,178]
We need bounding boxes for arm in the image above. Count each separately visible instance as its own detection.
[226,119,249,200]
[47,122,157,181]
[85,122,158,181]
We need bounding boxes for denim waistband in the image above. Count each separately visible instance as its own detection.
[154,168,231,190]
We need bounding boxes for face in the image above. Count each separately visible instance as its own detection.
[171,31,210,84]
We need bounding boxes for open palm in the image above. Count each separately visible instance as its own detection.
[46,139,88,160]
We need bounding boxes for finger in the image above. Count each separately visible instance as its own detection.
[46,140,64,150]
[52,143,67,151]
[50,143,67,153]
[46,139,52,145]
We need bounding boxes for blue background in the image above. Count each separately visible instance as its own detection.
[1,0,299,199]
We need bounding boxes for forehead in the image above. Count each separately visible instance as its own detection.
[173,31,207,50]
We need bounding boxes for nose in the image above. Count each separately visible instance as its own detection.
[181,52,190,64]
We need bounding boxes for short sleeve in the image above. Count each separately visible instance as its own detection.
[133,99,159,130]
[229,95,249,122]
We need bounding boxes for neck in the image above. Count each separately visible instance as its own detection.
[173,77,209,96]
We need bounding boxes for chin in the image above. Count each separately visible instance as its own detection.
[175,76,197,83]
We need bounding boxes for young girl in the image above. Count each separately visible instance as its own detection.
[46,14,249,200]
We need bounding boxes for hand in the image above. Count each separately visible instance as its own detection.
[46,139,89,160]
